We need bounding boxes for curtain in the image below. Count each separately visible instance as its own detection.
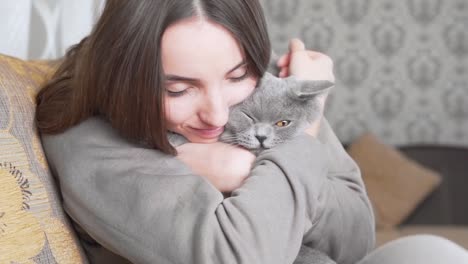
[0,0,105,60]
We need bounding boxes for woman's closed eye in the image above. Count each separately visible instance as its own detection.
[166,84,191,97]
[166,90,187,97]
[229,65,250,82]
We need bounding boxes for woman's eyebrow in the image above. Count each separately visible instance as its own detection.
[164,75,201,84]
[226,60,247,74]
[164,60,247,83]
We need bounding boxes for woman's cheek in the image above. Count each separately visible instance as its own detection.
[164,97,192,129]
[227,77,257,106]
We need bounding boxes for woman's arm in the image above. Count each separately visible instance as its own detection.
[175,142,255,193]
[303,118,376,263]
[41,116,329,264]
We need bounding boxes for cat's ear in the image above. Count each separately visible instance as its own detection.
[289,80,334,100]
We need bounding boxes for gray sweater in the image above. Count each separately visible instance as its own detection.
[41,116,375,264]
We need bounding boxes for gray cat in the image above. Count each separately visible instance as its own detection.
[219,72,332,154]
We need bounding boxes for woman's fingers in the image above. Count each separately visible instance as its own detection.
[279,67,289,78]
[277,53,290,67]
[288,38,306,52]
[306,50,325,59]
[307,50,334,67]
[277,39,307,70]
[276,39,335,82]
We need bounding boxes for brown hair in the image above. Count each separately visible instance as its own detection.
[35,0,271,155]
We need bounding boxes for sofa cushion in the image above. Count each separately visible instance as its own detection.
[0,54,88,263]
[348,133,442,229]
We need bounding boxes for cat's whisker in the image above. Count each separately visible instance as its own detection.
[222,140,237,145]
[220,139,241,147]
[220,137,238,141]
[220,136,238,141]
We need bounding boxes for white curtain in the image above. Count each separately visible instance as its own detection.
[0,1,32,60]
[0,0,105,60]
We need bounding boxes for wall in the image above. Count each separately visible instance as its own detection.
[261,0,468,145]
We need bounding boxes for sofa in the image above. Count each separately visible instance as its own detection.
[0,55,88,262]
[1,50,467,263]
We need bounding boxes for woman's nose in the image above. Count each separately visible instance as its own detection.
[199,90,229,127]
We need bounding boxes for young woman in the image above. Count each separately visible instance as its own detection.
[36,0,468,263]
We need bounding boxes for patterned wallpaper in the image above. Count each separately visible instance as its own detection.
[261,0,468,146]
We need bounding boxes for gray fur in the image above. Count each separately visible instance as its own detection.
[167,131,187,147]
[219,72,333,155]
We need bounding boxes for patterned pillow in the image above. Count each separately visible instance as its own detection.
[0,54,88,263]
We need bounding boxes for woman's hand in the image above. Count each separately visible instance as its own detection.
[277,38,335,82]
[277,38,335,137]
[176,142,256,193]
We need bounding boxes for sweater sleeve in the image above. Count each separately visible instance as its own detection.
[40,116,329,264]
[301,118,376,264]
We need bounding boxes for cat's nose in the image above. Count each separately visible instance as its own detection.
[255,135,267,144]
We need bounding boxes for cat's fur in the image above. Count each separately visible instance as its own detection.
[219,72,332,154]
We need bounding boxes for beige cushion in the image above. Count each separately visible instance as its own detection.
[0,54,87,263]
[348,133,442,229]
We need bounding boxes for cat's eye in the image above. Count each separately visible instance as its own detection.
[275,120,291,127]
[242,112,254,121]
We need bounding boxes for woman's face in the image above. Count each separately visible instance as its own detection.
[161,17,258,143]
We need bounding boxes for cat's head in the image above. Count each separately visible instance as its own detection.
[220,72,333,153]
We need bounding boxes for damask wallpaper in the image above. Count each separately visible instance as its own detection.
[261,0,468,146]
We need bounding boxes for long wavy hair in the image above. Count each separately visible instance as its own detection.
[35,0,271,155]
